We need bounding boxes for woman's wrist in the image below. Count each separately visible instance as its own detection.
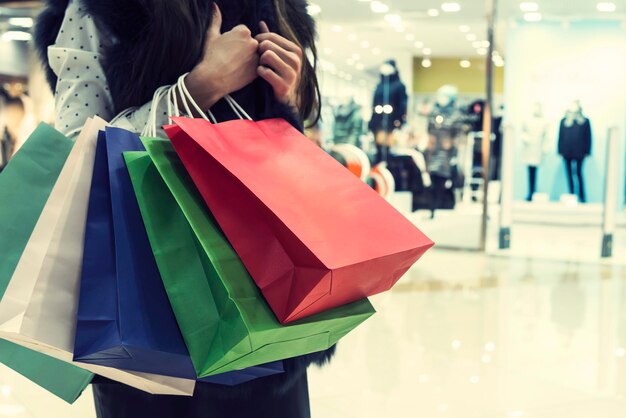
[185,64,224,110]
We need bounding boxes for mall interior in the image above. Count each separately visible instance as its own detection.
[1,0,626,417]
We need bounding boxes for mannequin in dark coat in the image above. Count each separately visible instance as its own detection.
[368,60,408,164]
[558,101,592,202]
[35,1,333,417]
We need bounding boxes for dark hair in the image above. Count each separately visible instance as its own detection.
[116,0,319,125]
[273,0,321,125]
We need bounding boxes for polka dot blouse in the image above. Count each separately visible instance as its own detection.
[49,0,171,139]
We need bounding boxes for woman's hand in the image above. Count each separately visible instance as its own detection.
[255,21,303,109]
[186,4,259,109]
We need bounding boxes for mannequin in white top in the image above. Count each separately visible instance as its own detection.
[521,102,549,201]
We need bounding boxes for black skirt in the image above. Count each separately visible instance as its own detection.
[93,371,310,418]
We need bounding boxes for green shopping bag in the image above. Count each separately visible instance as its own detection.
[0,339,92,403]
[0,124,93,403]
[126,141,374,378]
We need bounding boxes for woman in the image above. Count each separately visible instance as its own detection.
[35,1,330,417]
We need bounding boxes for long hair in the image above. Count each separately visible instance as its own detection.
[114,0,319,124]
[273,0,321,125]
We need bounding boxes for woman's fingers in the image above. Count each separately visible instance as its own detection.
[259,20,270,34]
[255,32,301,56]
[257,65,289,99]
[259,40,301,71]
[207,2,223,42]
[260,50,296,82]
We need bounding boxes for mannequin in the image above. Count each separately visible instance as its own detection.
[368,60,408,164]
[521,102,549,201]
[333,97,363,146]
[558,100,591,202]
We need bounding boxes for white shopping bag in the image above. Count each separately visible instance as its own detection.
[0,117,195,396]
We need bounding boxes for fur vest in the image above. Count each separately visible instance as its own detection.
[35,0,333,399]
[35,0,316,129]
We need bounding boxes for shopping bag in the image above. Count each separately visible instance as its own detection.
[133,139,374,377]
[0,123,93,402]
[0,119,199,396]
[74,128,280,386]
[166,117,434,323]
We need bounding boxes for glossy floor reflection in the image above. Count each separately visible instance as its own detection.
[2,249,626,417]
[309,250,626,417]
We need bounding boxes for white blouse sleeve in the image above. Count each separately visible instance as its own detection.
[48,0,170,138]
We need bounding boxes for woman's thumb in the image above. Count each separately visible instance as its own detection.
[207,2,223,40]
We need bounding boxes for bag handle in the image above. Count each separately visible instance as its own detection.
[141,85,170,137]
[140,72,254,138]
[178,73,253,122]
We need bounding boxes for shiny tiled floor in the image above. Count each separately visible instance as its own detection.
[3,249,626,417]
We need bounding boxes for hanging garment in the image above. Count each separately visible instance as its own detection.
[521,116,549,166]
[558,118,592,160]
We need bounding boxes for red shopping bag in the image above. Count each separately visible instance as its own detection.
[166,117,433,324]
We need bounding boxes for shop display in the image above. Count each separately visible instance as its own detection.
[558,100,592,202]
[368,60,408,164]
[425,85,467,214]
[521,102,549,201]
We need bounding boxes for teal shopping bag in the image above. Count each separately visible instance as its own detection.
[0,124,93,403]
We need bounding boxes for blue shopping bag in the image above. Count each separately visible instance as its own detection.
[74,128,282,385]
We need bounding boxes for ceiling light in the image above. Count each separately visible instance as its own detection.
[441,2,461,12]
[422,47,432,55]
[331,25,342,33]
[306,3,322,16]
[460,59,471,68]
[482,40,491,48]
[348,33,358,41]
[427,8,440,17]
[470,375,480,384]
[466,33,477,41]
[1,31,32,42]
[406,34,415,41]
[360,40,370,48]
[507,411,525,418]
[597,2,617,12]
[370,1,389,13]
[385,13,402,24]
[356,63,365,70]
[485,342,496,352]
[459,25,471,32]
[421,58,432,68]
[524,12,542,22]
[372,47,381,55]
[519,2,539,12]
[8,17,33,28]
[414,41,424,48]
[477,48,487,55]
[472,41,482,48]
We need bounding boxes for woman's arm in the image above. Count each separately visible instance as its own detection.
[51,1,260,137]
